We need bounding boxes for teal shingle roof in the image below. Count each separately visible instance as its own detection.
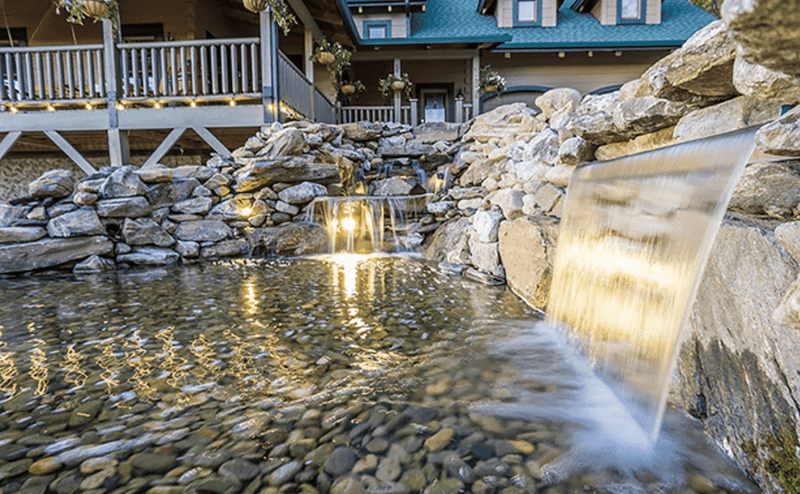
[353,0,716,49]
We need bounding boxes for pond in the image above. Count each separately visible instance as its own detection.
[0,255,758,494]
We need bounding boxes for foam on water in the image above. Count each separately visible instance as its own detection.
[546,127,758,443]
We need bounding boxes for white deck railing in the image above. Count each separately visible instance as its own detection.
[277,51,336,124]
[0,44,106,103]
[117,38,261,101]
[339,105,413,125]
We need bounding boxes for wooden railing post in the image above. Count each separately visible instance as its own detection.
[393,58,401,124]
[104,18,129,166]
[409,98,418,127]
[260,9,278,123]
[455,96,463,124]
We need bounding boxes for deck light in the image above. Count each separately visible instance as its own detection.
[154,102,161,109]
[85,103,92,110]
[558,51,565,58]
[8,106,17,114]
[47,105,55,112]
[588,51,594,57]
[615,51,623,57]
[116,102,125,111]
[229,99,236,107]
[190,100,197,108]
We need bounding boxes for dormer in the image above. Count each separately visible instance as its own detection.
[347,0,427,39]
[478,0,558,28]
[572,0,661,25]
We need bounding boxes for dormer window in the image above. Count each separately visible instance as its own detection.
[515,0,540,25]
[364,20,391,39]
[618,0,645,23]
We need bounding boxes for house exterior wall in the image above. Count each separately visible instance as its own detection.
[592,0,617,26]
[352,14,407,39]
[497,0,514,28]
[482,49,670,94]
[646,0,661,24]
[542,0,558,27]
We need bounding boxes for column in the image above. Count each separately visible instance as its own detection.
[104,17,129,166]
[393,58,401,124]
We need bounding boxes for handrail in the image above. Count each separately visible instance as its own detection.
[0,44,104,54]
[117,38,259,50]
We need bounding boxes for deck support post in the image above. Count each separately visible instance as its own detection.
[44,130,97,175]
[260,9,279,124]
[0,131,21,162]
[455,96,463,124]
[192,127,231,158]
[143,127,186,167]
[472,55,480,118]
[103,17,129,166]
[393,58,401,124]
[409,98,418,127]
[305,28,315,121]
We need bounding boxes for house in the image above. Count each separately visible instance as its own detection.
[0,0,714,182]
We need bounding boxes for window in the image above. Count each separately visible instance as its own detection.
[516,0,539,25]
[618,0,645,22]
[364,21,391,39]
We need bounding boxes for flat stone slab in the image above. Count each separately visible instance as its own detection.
[0,227,47,245]
[0,236,113,274]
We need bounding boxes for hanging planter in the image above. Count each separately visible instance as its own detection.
[483,84,497,93]
[390,80,406,91]
[243,0,268,13]
[480,65,506,96]
[378,73,413,99]
[340,84,356,96]
[317,51,335,65]
[79,0,109,18]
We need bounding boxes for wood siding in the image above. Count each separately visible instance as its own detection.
[542,0,558,27]
[646,0,661,24]
[592,0,617,25]
[352,14,407,38]
[497,0,514,28]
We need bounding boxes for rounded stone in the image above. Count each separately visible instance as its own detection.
[324,446,358,476]
[28,457,63,475]
[423,428,455,453]
[331,476,365,494]
[219,458,260,481]
[129,452,176,474]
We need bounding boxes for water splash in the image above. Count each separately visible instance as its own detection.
[547,127,758,443]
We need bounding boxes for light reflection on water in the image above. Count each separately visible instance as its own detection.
[0,256,758,493]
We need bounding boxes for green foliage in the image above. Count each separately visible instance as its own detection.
[480,65,506,93]
[311,38,352,77]
[687,0,721,18]
[334,79,366,98]
[764,429,800,494]
[378,73,412,99]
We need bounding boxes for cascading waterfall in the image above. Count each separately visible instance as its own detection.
[547,127,758,443]
[305,195,430,253]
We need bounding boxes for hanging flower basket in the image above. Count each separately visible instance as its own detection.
[341,84,356,96]
[483,84,497,93]
[317,51,335,65]
[79,0,109,18]
[390,80,406,91]
[243,0,268,13]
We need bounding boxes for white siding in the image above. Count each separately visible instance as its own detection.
[353,13,407,39]
[542,0,558,27]
[646,0,661,24]
[497,0,514,28]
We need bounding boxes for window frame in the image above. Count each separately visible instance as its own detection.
[617,0,646,24]
[514,0,542,26]
[363,20,392,39]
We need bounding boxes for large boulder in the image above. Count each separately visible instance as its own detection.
[463,103,544,143]
[722,0,800,79]
[612,97,690,135]
[497,216,559,310]
[674,220,800,494]
[233,157,339,192]
[535,88,582,121]
[260,128,307,158]
[46,208,105,238]
[201,239,251,258]
[146,178,201,208]
[0,227,47,244]
[371,177,419,197]
[122,218,175,247]
[729,160,800,218]
[341,122,383,141]
[0,236,113,274]
[414,122,462,144]
[135,163,175,183]
[278,182,328,205]
[99,166,147,199]
[174,220,232,243]
[673,96,783,142]
[117,247,180,266]
[468,234,503,278]
[422,217,472,265]
[95,197,150,218]
[567,111,632,145]
[247,223,327,256]
[208,196,255,221]
[29,169,75,199]
[732,56,800,104]
[755,105,800,156]
[639,20,739,99]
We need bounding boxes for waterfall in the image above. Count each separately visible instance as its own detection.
[305,195,430,254]
[547,127,758,443]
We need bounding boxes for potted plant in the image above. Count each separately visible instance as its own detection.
[239,0,296,34]
[378,73,412,99]
[79,0,108,18]
[56,0,115,25]
[311,38,351,75]
[336,80,365,98]
[480,65,506,94]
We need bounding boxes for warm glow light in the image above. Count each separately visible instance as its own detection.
[332,254,362,299]
[241,207,252,217]
[116,103,125,111]
[46,105,55,112]
[85,103,92,110]
[8,106,17,114]
[190,100,197,108]
[229,99,236,107]
[341,216,356,232]
[154,102,161,109]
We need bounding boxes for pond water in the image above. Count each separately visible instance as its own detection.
[0,255,758,494]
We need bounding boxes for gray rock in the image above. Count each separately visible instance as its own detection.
[208,196,254,220]
[426,201,453,215]
[755,105,800,156]
[29,169,76,199]
[203,173,232,191]
[129,452,176,474]
[173,165,214,182]
[175,240,199,257]
[372,177,417,196]
[200,239,250,258]
[324,447,357,476]
[146,178,201,208]
[268,460,302,486]
[278,182,328,204]
[733,56,800,104]
[219,458,260,481]
[378,142,437,158]
[0,204,31,227]
[522,128,560,165]
[535,87,582,120]
[729,160,800,218]
[122,218,175,247]
[468,235,502,278]
[423,478,464,494]
[191,476,241,494]
[117,247,180,266]
[567,111,631,145]
[722,0,800,79]
[486,189,525,220]
[172,197,214,215]
[472,210,504,243]
[135,163,174,183]
[639,20,738,99]
[423,217,472,265]
[558,136,595,165]
[260,128,306,158]
[414,122,462,143]
[577,91,620,114]
[341,122,383,141]
[47,201,78,218]
[99,166,148,198]
[674,96,783,142]
[47,208,105,238]
[0,236,113,274]
[332,477,365,494]
[233,157,339,192]
[275,201,300,215]
[0,227,46,244]
[774,221,800,263]
[533,183,563,213]
[73,254,115,273]
[174,220,232,243]
[247,223,327,256]
[95,196,150,218]
[73,191,98,206]
[612,97,690,135]
[497,216,559,311]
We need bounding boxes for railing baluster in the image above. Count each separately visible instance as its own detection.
[200,45,208,95]
[180,47,188,96]
[250,43,257,93]
[151,47,159,96]
[77,51,85,99]
[34,53,43,100]
[4,53,14,101]
[84,50,93,98]
[220,44,228,94]
[170,47,177,96]
[210,45,218,95]
[64,49,74,99]
[230,44,237,94]
[240,43,247,94]
[160,47,167,97]
[44,52,53,100]
[140,47,148,96]
[190,46,197,96]
[119,48,128,97]
[24,53,33,100]
[55,51,65,100]
[131,48,139,97]
[0,53,7,101]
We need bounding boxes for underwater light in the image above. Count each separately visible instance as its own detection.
[341,217,356,232]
